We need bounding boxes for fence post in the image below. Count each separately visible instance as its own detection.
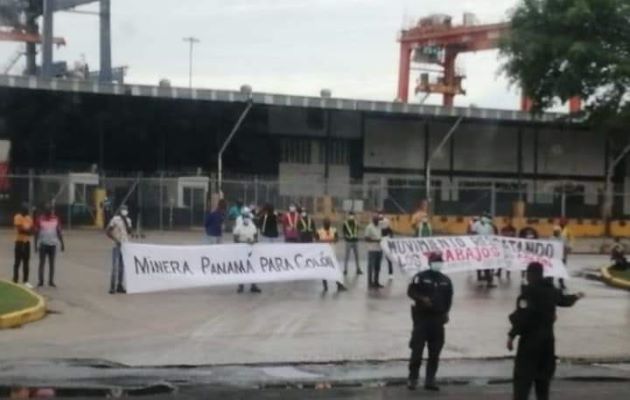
[254,176,259,206]
[490,182,496,216]
[159,173,164,231]
[28,168,34,207]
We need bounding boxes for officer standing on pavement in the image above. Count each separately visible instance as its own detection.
[342,211,362,276]
[407,252,453,392]
[507,262,584,400]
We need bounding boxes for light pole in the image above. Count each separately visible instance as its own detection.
[183,36,200,88]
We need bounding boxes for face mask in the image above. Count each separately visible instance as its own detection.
[301,212,307,218]
[349,215,355,220]
[121,210,129,217]
[289,206,296,212]
[243,218,251,226]
[429,262,444,272]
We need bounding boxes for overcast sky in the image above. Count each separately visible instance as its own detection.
[1,0,529,109]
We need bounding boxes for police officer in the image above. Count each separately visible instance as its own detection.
[407,252,453,392]
[507,262,584,400]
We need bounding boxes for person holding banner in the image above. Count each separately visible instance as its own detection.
[364,215,383,289]
[342,211,362,276]
[317,218,347,292]
[380,215,395,276]
[407,253,453,392]
[282,204,300,243]
[472,212,497,288]
[508,262,584,400]
[297,209,316,243]
[258,203,280,243]
[204,199,226,244]
[234,214,262,294]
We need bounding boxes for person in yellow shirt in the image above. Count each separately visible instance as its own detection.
[317,218,347,293]
[13,203,33,287]
[558,218,574,265]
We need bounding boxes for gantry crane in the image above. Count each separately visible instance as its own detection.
[397,14,581,112]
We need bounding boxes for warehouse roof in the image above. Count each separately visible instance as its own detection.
[0,74,565,123]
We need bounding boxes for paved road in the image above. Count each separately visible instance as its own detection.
[1,229,629,366]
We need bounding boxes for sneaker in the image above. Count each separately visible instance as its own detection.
[109,289,116,294]
[49,283,57,288]
[23,282,34,289]
[357,269,364,275]
[424,384,440,392]
[343,269,348,276]
[37,283,44,288]
[336,283,348,292]
[250,285,262,293]
[375,283,385,289]
[237,285,244,293]
[407,379,418,391]
[116,286,126,294]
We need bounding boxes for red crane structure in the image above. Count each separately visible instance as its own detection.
[396,14,582,113]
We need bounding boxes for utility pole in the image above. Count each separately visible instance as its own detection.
[183,36,200,88]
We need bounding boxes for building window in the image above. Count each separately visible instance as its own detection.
[281,139,311,164]
[318,140,349,165]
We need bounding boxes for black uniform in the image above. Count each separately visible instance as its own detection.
[509,280,579,400]
[407,269,454,387]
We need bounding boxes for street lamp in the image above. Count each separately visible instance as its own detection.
[182,36,200,88]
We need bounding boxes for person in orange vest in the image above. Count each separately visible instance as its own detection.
[317,218,347,293]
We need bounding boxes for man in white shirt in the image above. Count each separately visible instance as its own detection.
[106,205,132,294]
[472,212,496,288]
[234,213,261,293]
[365,214,384,289]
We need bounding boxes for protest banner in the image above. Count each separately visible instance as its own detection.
[381,235,568,279]
[121,242,343,294]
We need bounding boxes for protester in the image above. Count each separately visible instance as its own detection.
[507,262,584,400]
[407,252,453,392]
[364,214,383,289]
[234,213,261,294]
[12,202,33,287]
[500,218,517,237]
[317,218,347,292]
[519,225,539,240]
[204,199,226,244]
[472,212,496,288]
[297,208,316,243]
[342,211,362,275]
[258,203,280,243]
[282,203,300,243]
[411,200,428,236]
[498,218,518,279]
[34,203,65,288]
[380,214,395,276]
[227,199,243,231]
[611,237,628,270]
[418,215,432,238]
[551,226,568,290]
[558,218,574,265]
[106,204,132,294]
[467,216,479,234]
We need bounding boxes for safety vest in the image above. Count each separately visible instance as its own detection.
[343,220,358,239]
[299,217,313,232]
[318,227,337,242]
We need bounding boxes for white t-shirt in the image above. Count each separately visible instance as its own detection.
[472,221,494,236]
[364,223,382,251]
[108,215,132,243]
[234,222,257,243]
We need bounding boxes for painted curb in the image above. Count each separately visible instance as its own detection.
[600,266,630,291]
[0,280,47,329]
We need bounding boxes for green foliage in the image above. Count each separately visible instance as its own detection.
[500,0,630,119]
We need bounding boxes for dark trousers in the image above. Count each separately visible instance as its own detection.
[408,319,445,385]
[38,244,56,285]
[513,333,556,400]
[477,269,494,284]
[367,251,382,286]
[13,241,31,283]
[513,376,551,400]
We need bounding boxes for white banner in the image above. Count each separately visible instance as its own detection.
[121,242,343,294]
[382,235,568,279]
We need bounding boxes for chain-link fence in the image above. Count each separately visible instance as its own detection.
[0,172,625,231]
